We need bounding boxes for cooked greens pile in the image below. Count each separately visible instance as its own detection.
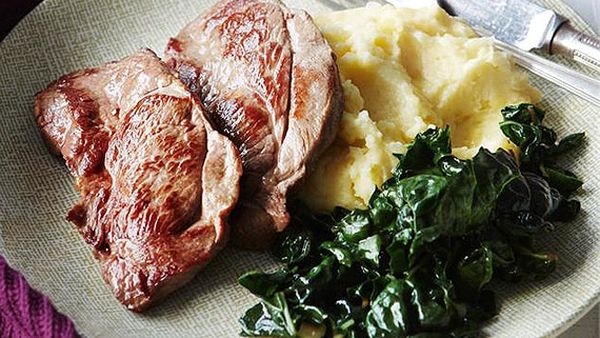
[238,104,584,337]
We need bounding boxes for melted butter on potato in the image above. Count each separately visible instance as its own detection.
[299,4,541,213]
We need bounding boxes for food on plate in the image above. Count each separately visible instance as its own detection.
[31,0,586,331]
[34,50,242,311]
[239,104,584,337]
[299,4,542,213]
[165,0,343,250]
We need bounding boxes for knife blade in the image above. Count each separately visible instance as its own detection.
[438,0,600,72]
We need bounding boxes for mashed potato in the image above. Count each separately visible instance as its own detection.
[299,3,541,213]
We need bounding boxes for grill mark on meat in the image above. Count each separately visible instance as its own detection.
[211,99,266,154]
[164,0,343,249]
[284,41,294,133]
[167,38,183,53]
[35,77,111,177]
[34,50,243,311]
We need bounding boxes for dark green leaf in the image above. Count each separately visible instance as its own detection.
[294,304,328,325]
[299,256,337,289]
[348,275,392,305]
[470,149,520,224]
[515,247,558,280]
[501,103,545,124]
[239,270,289,298]
[356,235,383,268]
[552,132,585,156]
[338,210,371,243]
[387,230,411,275]
[383,175,448,223]
[543,166,583,196]
[321,241,353,267]
[240,292,297,337]
[456,245,493,292]
[549,199,581,222]
[366,279,411,337]
[524,172,562,217]
[398,127,451,176]
[272,225,314,265]
[369,196,396,230]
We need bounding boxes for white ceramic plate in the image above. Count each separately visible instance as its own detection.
[0,0,598,337]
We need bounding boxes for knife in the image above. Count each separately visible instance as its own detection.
[437,0,600,73]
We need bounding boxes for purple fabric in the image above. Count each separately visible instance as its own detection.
[0,256,78,338]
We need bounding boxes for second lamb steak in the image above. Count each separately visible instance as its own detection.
[165,0,343,249]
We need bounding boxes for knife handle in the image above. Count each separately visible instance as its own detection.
[550,22,600,73]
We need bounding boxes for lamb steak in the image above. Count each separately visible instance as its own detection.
[165,0,343,249]
[34,50,243,311]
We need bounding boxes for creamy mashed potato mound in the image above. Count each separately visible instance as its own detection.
[299,4,541,212]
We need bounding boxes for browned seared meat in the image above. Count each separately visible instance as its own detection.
[165,0,343,249]
[34,50,242,311]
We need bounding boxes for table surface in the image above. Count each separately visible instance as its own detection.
[0,0,40,40]
[0,0,598,337]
